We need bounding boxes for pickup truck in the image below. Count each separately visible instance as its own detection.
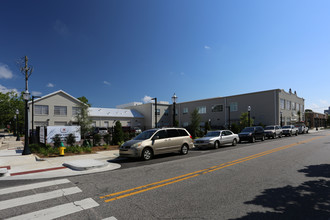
[296,124,309,134]
[282,125,298,136]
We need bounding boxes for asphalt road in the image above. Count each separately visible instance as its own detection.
[1,130,330,219]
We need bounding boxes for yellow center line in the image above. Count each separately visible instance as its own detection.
[100,135,325,202]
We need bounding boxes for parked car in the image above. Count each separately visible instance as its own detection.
[194,130,239,149]
[93,127,108,135]
[238,126,265,143]
[295,124,309,134]
[133,127,142,134]
[264,125,282,139]
[119,128,193,160]
[282,125,298,136]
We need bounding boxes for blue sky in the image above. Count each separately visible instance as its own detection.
[1,0,330,112]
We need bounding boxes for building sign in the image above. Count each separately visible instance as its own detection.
[40,127,45,144]
[46,126,81,143]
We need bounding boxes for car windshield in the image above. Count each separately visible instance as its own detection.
[134,130,157,140]
[282,126,290,128]
[204,131,220,137]
[241,127,254,132]
[264,126,274,130]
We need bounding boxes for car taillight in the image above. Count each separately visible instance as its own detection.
[190,136,193,139]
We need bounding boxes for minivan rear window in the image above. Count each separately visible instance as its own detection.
[178,129,189,136]
[167,129,180,137]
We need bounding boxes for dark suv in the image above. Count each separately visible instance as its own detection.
[238,126,265,143]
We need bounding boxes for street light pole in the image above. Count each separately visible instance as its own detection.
[16,109,20,141]
[151,97,157,128]
[248,106,251,127]
[31,95,41,143]
[172,93,177,127]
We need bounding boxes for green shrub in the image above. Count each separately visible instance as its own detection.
[123,132,130,141]
[93,133,102,146]
[103,133,111,145]
[52,134,62,148]
[230,123,240,134]
[66,133,76,146]
[112,121,124,145]
[83,146,92,153]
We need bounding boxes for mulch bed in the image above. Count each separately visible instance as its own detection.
[36,145,120,158]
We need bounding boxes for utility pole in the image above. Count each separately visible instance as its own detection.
[20,56,33,155]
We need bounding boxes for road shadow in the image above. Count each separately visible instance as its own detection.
[231,164,330,220]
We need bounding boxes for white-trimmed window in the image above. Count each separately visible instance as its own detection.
[212,104,223,112]
[54,106,67,116]
[72,107,81,116]
[280,99,285,110]
[183,107,188,114]
[230,102,238,112]
[292,102,296,110]
[35,105,49,115]
[296,103,300,111]
[197,106,206,114]
[286,101,291,110]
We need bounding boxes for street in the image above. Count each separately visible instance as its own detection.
[1,130,330,219]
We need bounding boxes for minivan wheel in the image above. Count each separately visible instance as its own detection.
[261,136,265,141]
[232,139,237,146]
[141,148,153,161]
[181,144,189,155]
[250,137,255,143]
[214,141,220,149]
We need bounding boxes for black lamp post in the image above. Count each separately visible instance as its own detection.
[227,106,231,130]
[31,95,41,143]
[280,111,283,127]
[22,90,31,155]
[151,97,157,128]
[13,115,17,136]
[248,106,251,127]
[172,93,177,127]
[16,109,20,141]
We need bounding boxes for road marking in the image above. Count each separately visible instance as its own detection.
[6,198,99,220]
[0,179,70,195]
[101,136,324,202]
[102,217,118,220]
[0,187,82,211]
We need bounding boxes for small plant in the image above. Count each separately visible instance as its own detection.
[103,133,111,145]
[83,146,92,153]
[66,133,76,146]
[123,132,130,141]
[53,134,62,148]
[93,133,102,146]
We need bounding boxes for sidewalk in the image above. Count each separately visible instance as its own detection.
[0,133,121,180]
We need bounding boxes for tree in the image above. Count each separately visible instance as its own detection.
[75,102,92,139]
[77,96,91,107]
[189,109,201,139]
[204,120,211,135]
[240,112,254,130]
[0,91,24,131]
[112,121,124,145]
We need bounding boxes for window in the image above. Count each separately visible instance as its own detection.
[296,103,300,111]
[183,122,189,127]
[197,106,206,114]
[54,106,67,116]
[35,105,49,115]
[167,129,180,137]
[178,129,189,136]
[280,99,285,110]
[292,102,296,110]
[230,102,238,112]
[183,107,188,114]
[155,130,168,139]
[72,107,81,116]
[156,109,160,115]
[164,109,169,116]
[286,101,291,110]
[212,104,223,112]
[104,121,109,127]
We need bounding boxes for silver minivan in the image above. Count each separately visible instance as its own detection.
[119,128,193,160]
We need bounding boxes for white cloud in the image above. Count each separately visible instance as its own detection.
[204,45,211,50]
[31,91,42,96]
[0,63,13,79]
[142,95,154,103]
[53,20,69,36]
[0,84,18,94]
[103,81,111,85]
[46,83,54,88]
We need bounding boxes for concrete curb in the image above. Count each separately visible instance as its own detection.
[63,159,109,171]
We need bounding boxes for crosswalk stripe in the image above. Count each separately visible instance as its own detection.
[0,187,82,211]
[0,179,71,195]
[6,198,99,220]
